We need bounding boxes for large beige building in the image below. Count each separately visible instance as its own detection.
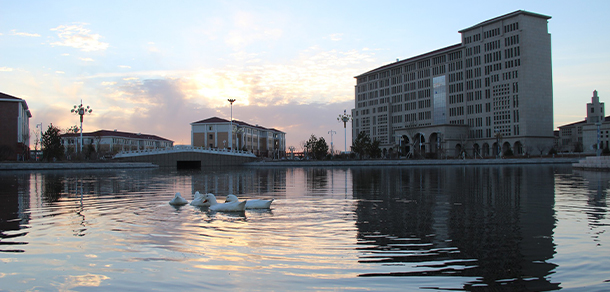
[352,10,554,158]
[191,117,286,158]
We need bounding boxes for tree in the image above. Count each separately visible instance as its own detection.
[351,131,370,159]
[367,139,382,158]
[41,124,63,161]
[313,137,329,160]
[304,134,329,160]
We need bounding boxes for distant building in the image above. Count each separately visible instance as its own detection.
[60,130,173,156]
[558,90,608,153]
[0,92,32,160]
[191,117,286,158]
[352,10,554,158]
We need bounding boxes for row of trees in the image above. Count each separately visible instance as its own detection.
[37,124,97,162]
[299,132,382,160]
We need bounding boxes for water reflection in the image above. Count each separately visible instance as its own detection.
[572,170,609,244]
[352,166,561,291]
[0,165,608,291]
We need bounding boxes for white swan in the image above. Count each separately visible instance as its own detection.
[190,191,211,207]
[169,192,188,205]
[203,193,246,212]
[226,194,273,209]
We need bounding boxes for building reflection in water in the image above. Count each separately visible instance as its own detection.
[572,170,609,245]
[352,165,561,291]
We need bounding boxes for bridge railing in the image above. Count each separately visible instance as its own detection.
[113,145,257,158]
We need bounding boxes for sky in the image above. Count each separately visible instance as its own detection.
[1,1,609,151]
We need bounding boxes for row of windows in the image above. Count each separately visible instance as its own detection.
[466,45,482,56]
[418,111,432,120]
[466,91,483,101]
[465,68,482,79]
[484,40,501,52]
[484,27,501,39]
[505,46,521,59]
[465,56,482,68]
[503,70,518,81]
[463,33,481,44]
[448,51,462,61]
[505,34,520,47]
[448,72,464,83]
[418,99,431,109]
[504,22,519,33]
[448,61,463,72]
[449,83,464,94]
[449,106,465,116]
[432,55,446,65]
[449,93,464,104]
[418,59,431,69]
[484,51,502,64]
[432,65,446,76]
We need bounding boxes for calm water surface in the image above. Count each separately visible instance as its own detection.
[0,165,609,291]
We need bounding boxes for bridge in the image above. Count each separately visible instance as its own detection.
[113,146,259,168]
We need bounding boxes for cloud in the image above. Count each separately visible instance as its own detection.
[96,78,214,144]
[50,23,109,51]
[118,65,131,69]
[191,48,375,107]
[10,30,41,37]
[97,77,352,147]
[328,33,343,41]
[55,71,65,74]
[79,57,95,62]
[0,67,13,72]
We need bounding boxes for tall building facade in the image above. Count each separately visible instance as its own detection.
[0,92,32,160]
[352,10,554,158]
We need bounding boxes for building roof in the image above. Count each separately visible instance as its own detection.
[0,91,32,118]
[459,10,551,33]
[354,44,462,78]
[191,116,285,133]
[60,129,173,142]
[558,116,610,129]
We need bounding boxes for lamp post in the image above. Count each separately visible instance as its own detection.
[494,129,502,158]
[328,130,336,155]
[36,123,43,161]
[71,100,92,153]
[227,99,236,152]
[337,110,352,153]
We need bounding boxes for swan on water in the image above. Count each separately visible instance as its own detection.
[225,194,273,209]
[169,192,188,205]
[203,193,246,212]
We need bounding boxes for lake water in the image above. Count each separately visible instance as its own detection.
[1,165,609,291]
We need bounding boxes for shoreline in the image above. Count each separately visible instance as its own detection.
[0,162,158,170]
[0,157,585,170]
[245,157,581,167]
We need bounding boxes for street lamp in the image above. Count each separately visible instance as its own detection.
[71,100,92,153]
[337,110,352,153]
[36,123,43,161]
[494,129,502,158]
[227,99,236,152]
[328,130,336,155]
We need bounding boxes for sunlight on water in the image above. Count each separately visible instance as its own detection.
[0,165,609,291]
